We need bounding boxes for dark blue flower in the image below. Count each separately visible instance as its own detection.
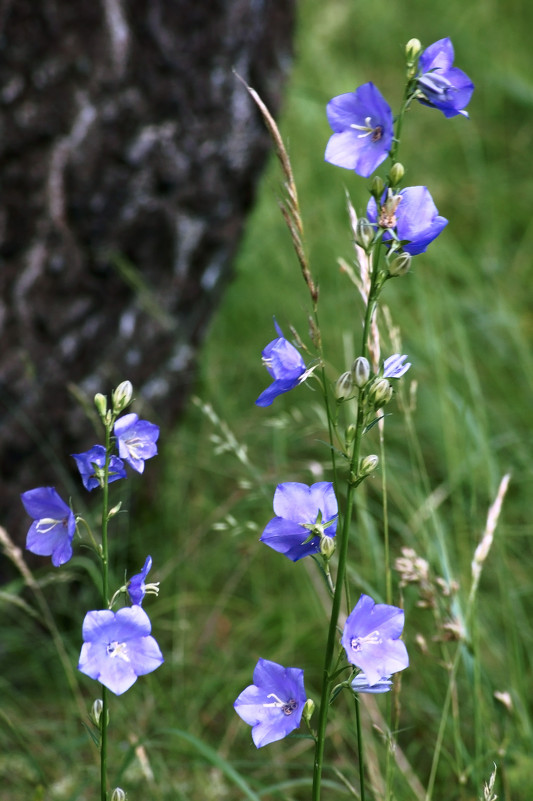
[21,487,76,567]
[261,482,338,562]
[72,445,127,491]
[416,38,474,118]
[114,413,159,474]
[78,605,164,695]
[234,658,307,748]
[341,594,409,687]
[351,673,393,694]
[367,186,448,255]
[324,82,393,178]
[256,321,306,407]
[325,82,393,178]
[128,555,159,605]
[383,354,411,378]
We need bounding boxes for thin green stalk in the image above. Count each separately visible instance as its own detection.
[355,698,366,801]
[100,420,113,801]
[312,246,383,801]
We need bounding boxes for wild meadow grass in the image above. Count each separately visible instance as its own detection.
[2,0,533,798]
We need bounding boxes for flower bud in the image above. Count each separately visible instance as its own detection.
[371,175,384,200]
[335,371,354,401]
[388,252,412,277]
[90,698,103,727]
[351,356,370,388]
[111,789,126,801]
[359,454,379,476]
[406,38,422,62]
[345,423,356,444]
[303,698,315,724]
[112,380,133,414]
[320,534,336,560]
[369,377,393,409]
[389,162,405,187]
[94,393,107,420]
[354,217,375,251]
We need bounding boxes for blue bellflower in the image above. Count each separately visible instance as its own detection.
[21,487,76,567]
[114,413,159,473]
[383,354,411,378]
[72,445,127,491]
[78,605,164,695]
[417,38,474,119]
[127,555,158,605]
[234,658,307,748]
[367,186,448,255]
[325,82,393,178]
[261,481,338,561]
[256,321,306,407]
[341,594,409,687]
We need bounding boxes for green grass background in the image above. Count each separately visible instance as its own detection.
[2,0,533,798]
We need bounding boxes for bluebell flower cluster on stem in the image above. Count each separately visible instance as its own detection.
[234,659,307,747]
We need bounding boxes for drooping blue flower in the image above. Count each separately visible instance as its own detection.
[256,321,306,407]
[341,594,409,687]
[72,445,127,491]
[20,487,76,567]
[367,186,448,255]
[261,481,338,562]
[351,673,393,694]
[383,354,411,378]
[114,413,159,473]
[234,658,307,748]
[127,555,159,606]
[78,605,164,695]
[325,82,393,178]
[416,38,474,118]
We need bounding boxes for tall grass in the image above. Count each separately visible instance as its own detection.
[2,0,533,798]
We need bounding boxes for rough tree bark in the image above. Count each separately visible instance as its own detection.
[0,0,295,542]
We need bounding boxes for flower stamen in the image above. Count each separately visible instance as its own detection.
[350,629,382,652]
[263,693,298,716]
[106,640,130,662]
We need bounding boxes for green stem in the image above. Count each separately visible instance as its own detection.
[312,245,383,801]
[355,697,366,801]
[100,420,113,801]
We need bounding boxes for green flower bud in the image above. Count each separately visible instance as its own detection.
[320,534,336,560]
[351,356,371,388]
[389,252,412,277]
[389,162,405,187]
[303,698,316,725]
[369,377,393,409]
[346,423,356,444]
[406,38,422,62]
[94,393,107,420]
[359,454,379,476]
[355,217,375,251]
[335,371,354,401]
[371,175,384,200]
[111,789,126,801]
[90,698,103,727]
[112,380,133,414]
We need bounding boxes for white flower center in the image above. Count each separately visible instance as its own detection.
[106,640,130,662]
[350,630,382,652]
[350,117,383,142]
[263,692,298,716]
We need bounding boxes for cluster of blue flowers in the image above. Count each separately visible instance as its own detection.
[235,37,473,749]
[20,381,164,696]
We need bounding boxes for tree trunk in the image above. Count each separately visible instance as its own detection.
[0,0,295,542]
